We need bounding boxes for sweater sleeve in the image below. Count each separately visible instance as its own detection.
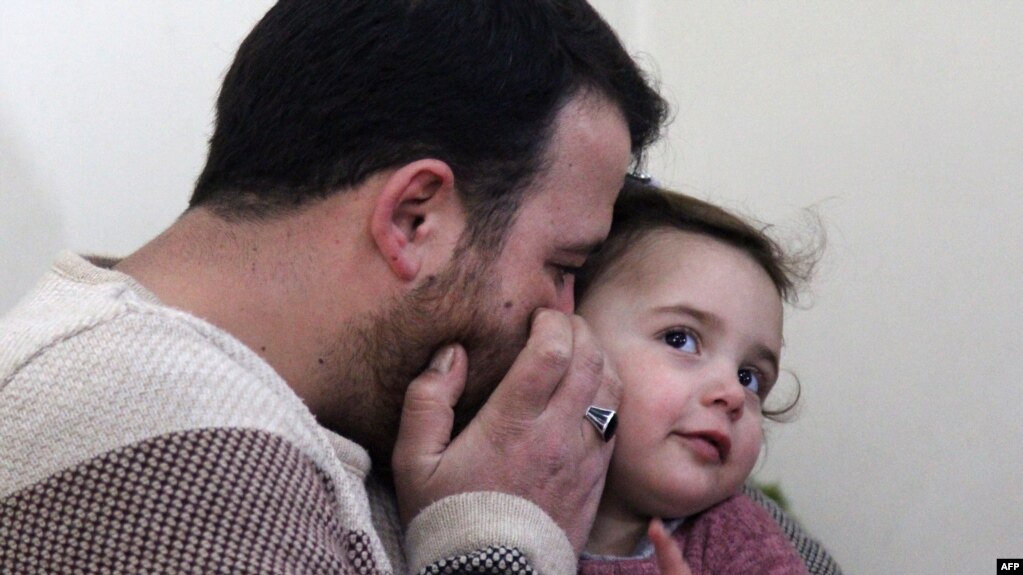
[0,428,391,574]
[405,492,577,575]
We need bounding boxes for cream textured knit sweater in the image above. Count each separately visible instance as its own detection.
[0,252,576,574]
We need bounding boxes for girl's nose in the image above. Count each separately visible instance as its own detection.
[701,362,746,421]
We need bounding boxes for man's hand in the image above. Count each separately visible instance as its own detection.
[392,308,622,552]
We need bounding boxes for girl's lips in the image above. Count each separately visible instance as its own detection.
[677,430,731,463]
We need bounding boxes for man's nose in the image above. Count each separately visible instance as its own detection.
[554,276,576,314]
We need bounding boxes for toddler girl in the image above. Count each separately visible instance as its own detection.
[576,178,819,575]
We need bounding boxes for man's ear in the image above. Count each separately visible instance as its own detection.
[370,159,458,282]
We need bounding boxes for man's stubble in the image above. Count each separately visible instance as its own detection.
[324,244,529,474]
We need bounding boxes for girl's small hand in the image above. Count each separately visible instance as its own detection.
[649,518,693,575]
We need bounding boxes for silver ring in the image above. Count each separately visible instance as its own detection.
[584,406,618,442]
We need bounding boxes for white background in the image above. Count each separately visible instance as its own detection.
[2,3,1021,573]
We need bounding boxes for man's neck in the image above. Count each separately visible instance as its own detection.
[113,204,382,421]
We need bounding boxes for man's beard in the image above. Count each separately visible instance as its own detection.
[323,246,529,474]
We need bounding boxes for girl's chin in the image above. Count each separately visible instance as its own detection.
[646,477,743,517]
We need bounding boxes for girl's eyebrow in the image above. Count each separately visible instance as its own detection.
[650,304,721,329]
[751,344,780,378]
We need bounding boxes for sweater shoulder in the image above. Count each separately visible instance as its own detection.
[0,261,357,503]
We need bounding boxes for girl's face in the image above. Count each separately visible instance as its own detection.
[579,229,783,525]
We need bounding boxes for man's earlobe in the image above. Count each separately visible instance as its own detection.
[370,159,455,282]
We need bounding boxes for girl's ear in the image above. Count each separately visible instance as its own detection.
[369,159,459,282]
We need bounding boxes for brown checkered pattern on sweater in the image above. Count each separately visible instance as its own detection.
[0,428,384,574]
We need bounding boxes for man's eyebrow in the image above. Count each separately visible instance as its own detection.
[560,240,605,258]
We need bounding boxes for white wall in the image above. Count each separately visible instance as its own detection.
[2,3,1021,573]
[0,1,271,309]
[590,2,1023,573]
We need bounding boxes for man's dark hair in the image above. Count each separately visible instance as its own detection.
[190,0,668,251]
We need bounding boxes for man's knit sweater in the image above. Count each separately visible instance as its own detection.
[0,252,576,574]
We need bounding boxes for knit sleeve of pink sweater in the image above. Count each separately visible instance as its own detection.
[578,493,810,575]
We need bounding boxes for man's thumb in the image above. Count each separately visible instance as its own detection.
[393,344,467,469]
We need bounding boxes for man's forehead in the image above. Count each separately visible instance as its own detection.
[555,94,633,169]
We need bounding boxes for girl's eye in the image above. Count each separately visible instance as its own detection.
[737,368,761,395]
[663,329,697,353]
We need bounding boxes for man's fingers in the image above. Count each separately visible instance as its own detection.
[482,308,574,420]
[568,315,621,405]
[392,344,467,479]
[547,315,622,442]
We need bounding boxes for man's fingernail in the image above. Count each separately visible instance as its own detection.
[430,345,455,374]
[530,307,557,324]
